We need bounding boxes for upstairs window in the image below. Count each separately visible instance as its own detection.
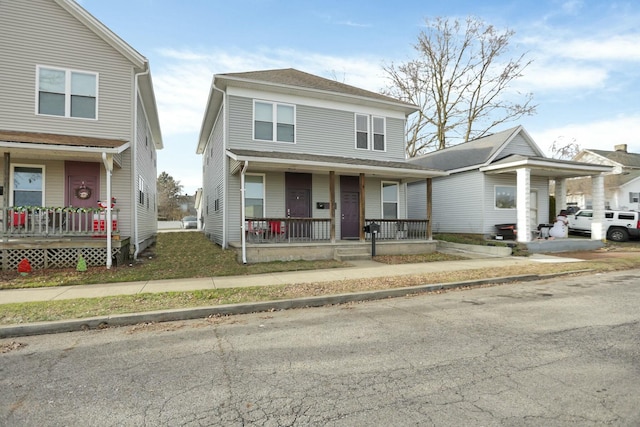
[372,117,385,151]
[355,114,369,149]
[37,66,97,119]
[254,101,295,143]
[355,114,386,151]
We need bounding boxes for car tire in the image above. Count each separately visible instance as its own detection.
[607,227,629,242]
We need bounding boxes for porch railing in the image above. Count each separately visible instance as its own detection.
[364,219,429,240]
[1,207,120,239]
[244,217,429,243]
[246,218,331,243]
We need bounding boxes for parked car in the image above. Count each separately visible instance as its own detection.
[181,216,198,229]
[568,209,640,242]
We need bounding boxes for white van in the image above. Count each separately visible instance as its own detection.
[568,209,640,242]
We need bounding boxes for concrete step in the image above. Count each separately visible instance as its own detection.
[334,247,371,261]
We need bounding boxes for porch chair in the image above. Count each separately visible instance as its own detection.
[247,220,266,242]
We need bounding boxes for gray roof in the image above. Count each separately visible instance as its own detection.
[586,149,640,168]
[217,68,416,109]
[408,126,523,171]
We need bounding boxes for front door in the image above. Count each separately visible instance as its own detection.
[66,161,100,230]
[340,176,360,239]
[285,173,312,239]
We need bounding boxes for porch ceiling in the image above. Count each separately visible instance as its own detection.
[0,130,130,162]
[480,155,613,178]
[226,149,448,180]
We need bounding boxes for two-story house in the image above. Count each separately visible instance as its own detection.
[197,68,447,263]
[0,0,163,269]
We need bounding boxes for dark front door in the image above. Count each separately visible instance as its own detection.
[340,176,360,239]
[66,161,100,230]
[285,173,312,239]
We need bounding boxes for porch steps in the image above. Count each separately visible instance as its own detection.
[334,246,371,261]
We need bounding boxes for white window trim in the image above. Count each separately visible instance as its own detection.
[138,175,146,206]
[372,116,386,152]
[35,65,99,120]
[494,185,517,210]
[252,100,296,143]
[355,114,386,151]
[245,173,266,218]
[10,163,46,206]
[381,181,399,219]
[355,113,370,150]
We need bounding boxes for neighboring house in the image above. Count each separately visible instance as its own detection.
[0,0,163,269]
[197,68,447,263]
[567,144,640,211]
[407,126,612,243]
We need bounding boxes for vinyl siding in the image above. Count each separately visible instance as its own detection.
[227,95,407,162]
[0,0,135,140]
[134,94,158,249]
[499,134,540,158]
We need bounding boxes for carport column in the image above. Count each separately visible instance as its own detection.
[591,174,605,240]
[554,178,567,214]
[516,168,531,243]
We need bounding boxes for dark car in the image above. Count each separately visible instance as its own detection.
[181,216,198,229]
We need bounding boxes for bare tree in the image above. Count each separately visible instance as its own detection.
[549,136,581,160]
[383,16,536,157]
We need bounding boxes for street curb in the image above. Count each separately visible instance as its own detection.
[0,270,592,338]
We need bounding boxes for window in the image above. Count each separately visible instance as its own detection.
[37,66,97,119]
[138,176,145,205]
[495,186,516,209]
[254,101,295,143]
[245,175,264,218]
[12,166,44,206]
[356,115,386,151]
[629,192,639,203]
[372,117,385,151]
[382,182,398,219]
[355,114,369,149]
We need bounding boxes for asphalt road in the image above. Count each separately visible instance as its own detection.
[2,269,640,426]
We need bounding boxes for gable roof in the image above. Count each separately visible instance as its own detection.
[576,148,640,169]
[198,68,418,153]
[53,0,163,149]
[408,126,544,172]
[217,68,415,108]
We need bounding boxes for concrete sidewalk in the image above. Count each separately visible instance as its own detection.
[0,254,585,305]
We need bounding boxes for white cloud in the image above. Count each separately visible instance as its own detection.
[516,61,608,92]
[553,35,640,62]
[531,115,640,155]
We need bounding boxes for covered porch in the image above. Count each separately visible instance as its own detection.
[0,130,129,269]
[227,149,447,263]
[481,155,613,243]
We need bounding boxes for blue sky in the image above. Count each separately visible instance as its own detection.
[80,0,640,194]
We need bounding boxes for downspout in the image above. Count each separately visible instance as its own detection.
[132,65,150,259]
[240,161,249,264]
[102,152,113,269]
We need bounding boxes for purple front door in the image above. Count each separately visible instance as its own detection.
[285,173,312,239]
[340,176,360,239]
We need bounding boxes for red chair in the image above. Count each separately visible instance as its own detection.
[12,211,26,227]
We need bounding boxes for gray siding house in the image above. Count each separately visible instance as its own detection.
[197,68,447,263]
[408,126,612,243]
[0,0,162,269]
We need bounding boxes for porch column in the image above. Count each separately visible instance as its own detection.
[329,171,336,243]
[426,178,432,240]
[359,173,365,241]
[3,153,9,208]
[591,173,605,240]
[516,168,531,243]
[554,178,567,215]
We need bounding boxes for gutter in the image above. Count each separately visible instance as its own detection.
[133,65,150,259]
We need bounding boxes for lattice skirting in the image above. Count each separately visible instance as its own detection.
[0,239,130,270]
